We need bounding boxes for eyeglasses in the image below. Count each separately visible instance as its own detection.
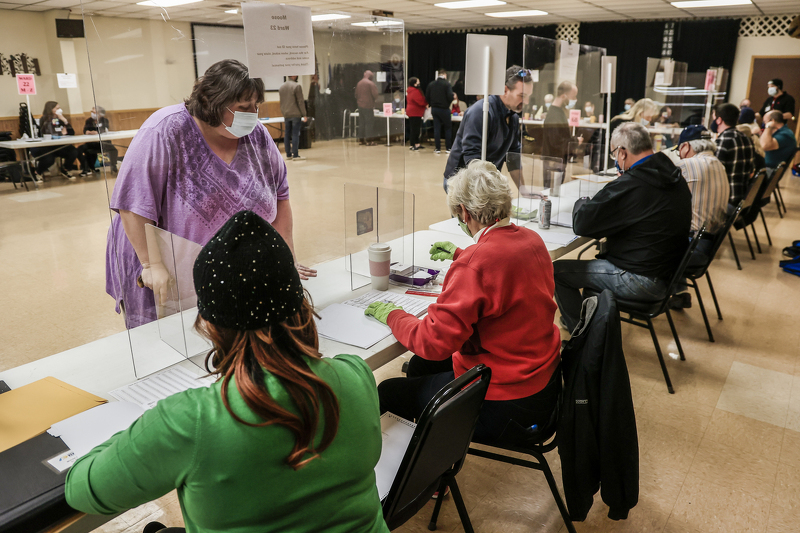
[512,69,532,80]
[610,146,623,161]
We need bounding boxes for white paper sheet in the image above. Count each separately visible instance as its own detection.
[108,366,215,410]
[242,2,314,77]
[375,412,416,501]
[315,303,392,350]
[532,230,579,246]
[343,291,432,318]
[47,401,145,459]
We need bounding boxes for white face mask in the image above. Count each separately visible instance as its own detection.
[91,112,97,120]
[224,107,259,138]
[640,118,650,126]
[585,107,593,115]
[768,86,778,97]
[624,104,631,111]
[567,99,577,109]
[545,103,551,109]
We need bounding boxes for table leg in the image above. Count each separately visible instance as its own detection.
[386,117,391,147]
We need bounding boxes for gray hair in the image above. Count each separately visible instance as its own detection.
[611,122,652,156]
[686,139,717,154]
[447,160,512,225]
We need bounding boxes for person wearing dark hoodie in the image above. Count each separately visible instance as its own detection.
[553,122,692,332]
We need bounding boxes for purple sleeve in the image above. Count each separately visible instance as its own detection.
[110,127,170,222]
[261,126,289,201]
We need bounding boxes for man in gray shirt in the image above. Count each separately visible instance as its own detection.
[279,76,307,161]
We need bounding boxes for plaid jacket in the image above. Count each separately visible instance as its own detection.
[715,128,755,204]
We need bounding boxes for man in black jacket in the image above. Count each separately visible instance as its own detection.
[425,68,454,154]
[554,122,692,332]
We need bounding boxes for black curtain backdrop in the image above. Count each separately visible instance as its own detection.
[579,21,665,117]
[407,25,557,92]
[672,18,740,88]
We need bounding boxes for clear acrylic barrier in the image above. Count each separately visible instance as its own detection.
[82,3,405,376]
[505,153,563,225]
[344,183,416,290]
[141,224,211,377]
[523,35,607,166]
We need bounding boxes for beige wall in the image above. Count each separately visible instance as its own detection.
[729,35,800,107]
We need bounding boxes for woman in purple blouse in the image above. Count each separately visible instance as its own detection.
[106,59,316,329]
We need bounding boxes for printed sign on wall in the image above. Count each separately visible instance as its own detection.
[242,3,314,78]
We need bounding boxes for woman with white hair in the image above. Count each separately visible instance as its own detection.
[366,160,562,446]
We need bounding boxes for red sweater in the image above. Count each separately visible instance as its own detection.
[406,86,427,118]
[387,224,561,401]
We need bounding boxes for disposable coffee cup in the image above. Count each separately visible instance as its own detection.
[368,243,391,290]
[43,134,52,140]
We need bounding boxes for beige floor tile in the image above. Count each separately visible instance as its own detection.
[662,517,703,533]
[779,429,800,468]
[766,503,799,533]
[635,392,715,438]
[703,409,785,463]
[716,362,793,428]
[786,376,800,433]
[772,463,800,511]
[686,437,779,501]
[571,498,669,533]
[671,475,770,533]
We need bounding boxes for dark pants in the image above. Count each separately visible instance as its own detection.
[80,142,118,171]
[408,116,422,146]
[378,355,560,447]
[357,107,374,143]
[554,259,668,333]
[284,117,303,157]
[431,107,452,151]
[31,145,78,174]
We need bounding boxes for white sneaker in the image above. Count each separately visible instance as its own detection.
[285,154,293,160]
[293,155,306,161]
[446,150,451,154]
[434,149,441,154]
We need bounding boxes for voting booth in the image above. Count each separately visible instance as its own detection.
[80,3,406,377]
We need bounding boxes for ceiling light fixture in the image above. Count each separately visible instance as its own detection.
[351,20,402,26]
[670,0,750,7]
[311,14,351,21]
[224,9,237,13]
[485,9,547,17]
[435,0,506,9]
[136,0,202,7]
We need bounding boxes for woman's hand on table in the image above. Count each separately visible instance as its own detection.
[295,262,317,280]
[364,302,403,325]
[429,241,456,261]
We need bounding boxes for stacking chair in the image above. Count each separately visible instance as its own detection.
[584,227,706,393]
[754,163,786,247]
[381,365,491,532]
[463,370,577,533]
[728,169,767,267]
[684,203,743,342]
[774,148,798,215]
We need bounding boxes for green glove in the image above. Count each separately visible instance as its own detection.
[429,241,457,261]
[364,301,403,324]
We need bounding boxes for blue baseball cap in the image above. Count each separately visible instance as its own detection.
[678,125,710,146]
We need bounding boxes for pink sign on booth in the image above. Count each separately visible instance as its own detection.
[383,103,393,117]
[16,74,36,95]
[568,109,581,127]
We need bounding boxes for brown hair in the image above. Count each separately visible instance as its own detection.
[195,295,340,470]
[185,59,265,127]
[40,101,59,127]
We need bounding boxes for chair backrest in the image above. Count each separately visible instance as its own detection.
[687,204,743,279]
[654,225,706,316]
[762,162,787,199]
[382,365,491,529]
[742,168,768,211]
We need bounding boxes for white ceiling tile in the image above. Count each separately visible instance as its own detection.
[15,3,56,8]
[36,0,82,6]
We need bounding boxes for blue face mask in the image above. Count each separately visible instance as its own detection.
[615,160,622,174]
[710,120,718,133]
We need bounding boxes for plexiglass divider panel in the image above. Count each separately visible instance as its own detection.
[82,2,404,378]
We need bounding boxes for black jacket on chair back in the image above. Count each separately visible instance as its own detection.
[558,290,639,521]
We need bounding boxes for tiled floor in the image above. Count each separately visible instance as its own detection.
[2,139,800,533]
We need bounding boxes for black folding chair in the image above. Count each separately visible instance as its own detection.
[753,163,786,248]
[381,365,491,532]
[465,367,577,533]
[728,169,767,266]
[774,148,798,215]
[585,226,706,393]
[684,203,743,342]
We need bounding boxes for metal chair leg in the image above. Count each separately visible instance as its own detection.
[773,190,784,218]
[447,479,474,533]
[759,210,772,246]
[776,185,787,214]
[728,233,742,270]
[646,317,674,393]
[428,478,448,531]
[665,309,686,361]
[706,271,722,320]
[536,449,577,533]
[691,279,714,342]
[750,223,762,254]
[742,227,756,259]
